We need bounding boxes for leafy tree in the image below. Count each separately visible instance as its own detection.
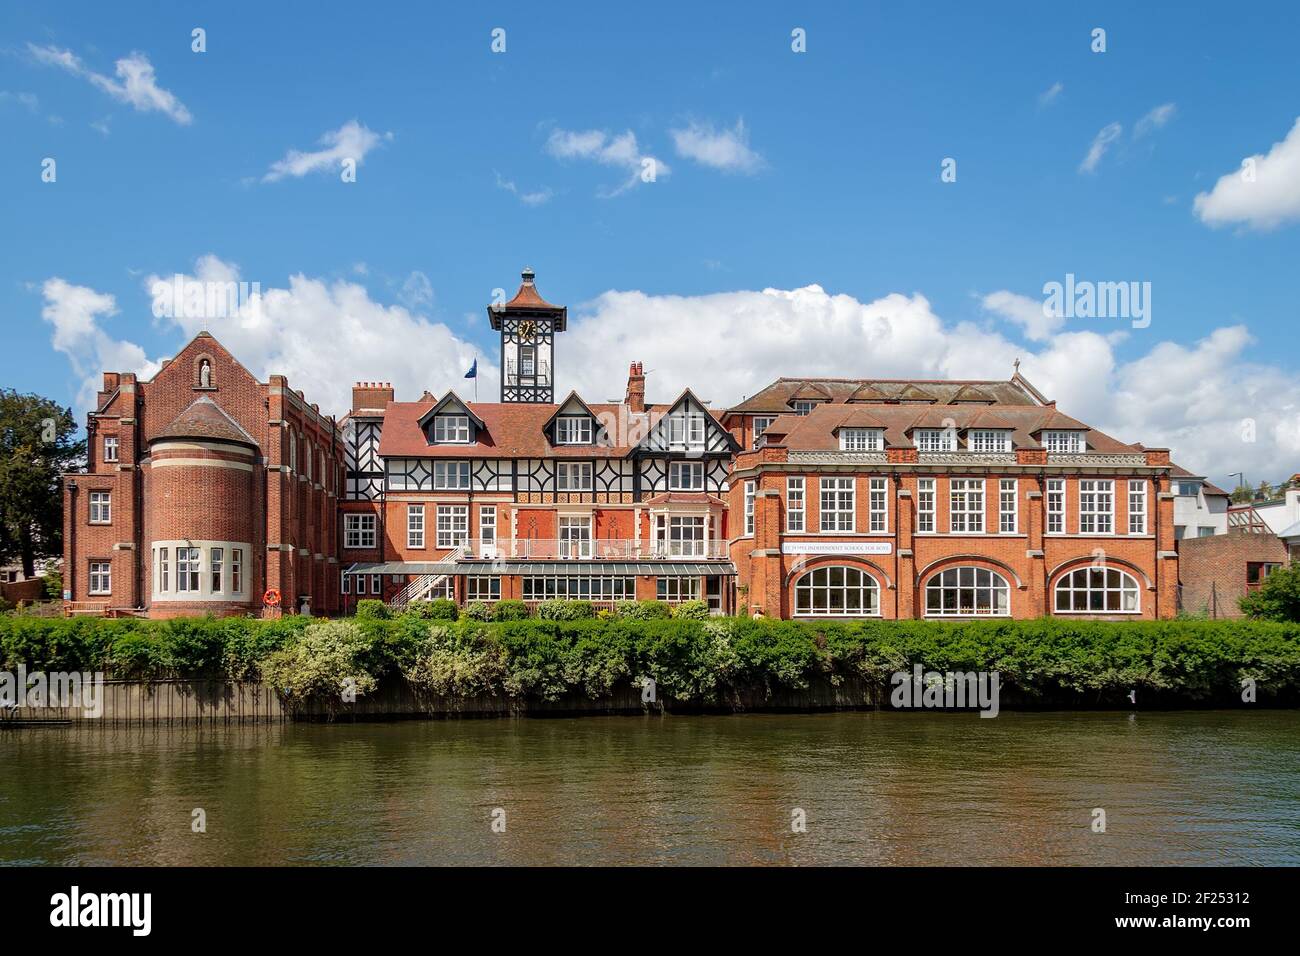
[1229,485,1255,505]
[1240,564,1300,622]
[0,390,84,577]
[1256,480,1275,501]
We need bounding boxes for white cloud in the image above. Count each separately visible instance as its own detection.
[28,44,192,125]
[545,127,668,196]
[1037,82,1063,107]
[1194,117,1300,231]
[494,171,553,206]
[1079,122,1123,174]
[670,118,764,174]
[42,271,1300,485]
[40,278,161,410]
[398,271,434,310]
[263,120,389,182]
[0,90,40,112]
[980,289,1064,342]
[1134,102,1177,139]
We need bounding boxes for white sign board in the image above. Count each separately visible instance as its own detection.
[782,541,892,556]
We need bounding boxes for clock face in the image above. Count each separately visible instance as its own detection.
[518,319,538,339]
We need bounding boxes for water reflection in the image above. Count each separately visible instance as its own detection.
[2,711,1297,865]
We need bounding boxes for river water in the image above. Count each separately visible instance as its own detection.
[2,711,1297,865]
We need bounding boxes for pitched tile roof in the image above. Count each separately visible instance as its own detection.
[762,402,1137,453]
[728,376,1043,413]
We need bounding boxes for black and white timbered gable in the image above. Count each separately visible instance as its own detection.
[544,392,610,448]
[344,416,384,500]
[634,390,738,496]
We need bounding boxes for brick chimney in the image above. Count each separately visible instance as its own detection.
[624,362,645,413]
[351,381,395,415]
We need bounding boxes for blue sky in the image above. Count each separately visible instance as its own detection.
[3,1,1300,485]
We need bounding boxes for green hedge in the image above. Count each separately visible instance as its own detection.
[2,615,1298,708]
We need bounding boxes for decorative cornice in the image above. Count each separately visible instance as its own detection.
[1048,452,1148,466]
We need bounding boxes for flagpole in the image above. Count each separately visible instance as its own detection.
[474,354,478,402]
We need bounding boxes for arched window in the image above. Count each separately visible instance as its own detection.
[1054,566,1139,613]
[794,565,880,616]
[925,566,1010,616]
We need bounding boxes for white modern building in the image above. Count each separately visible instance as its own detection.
[1170,465,1229,539]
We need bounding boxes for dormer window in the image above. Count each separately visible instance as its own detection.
[915,429,956,452]
[556,415,593,445]
[792,400,817,416]
[840,428,883,452]
[433,415,470,443]
[969,430,1011,453]
[1043,430,1086,453]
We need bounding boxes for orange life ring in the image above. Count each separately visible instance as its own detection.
[263,587,281,607]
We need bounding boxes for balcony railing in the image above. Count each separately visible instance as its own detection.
[455,537,729,561]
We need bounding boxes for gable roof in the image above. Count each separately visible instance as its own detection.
[417,391,486,430]
[153,396,258,448]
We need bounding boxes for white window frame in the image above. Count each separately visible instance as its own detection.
[669,460,705,492]
[433,415,471,444]
[970,430,1011,453]
[916,429,956,452]
[925,567,1011,617]
[466,576,501,601]
[1043,431,1086,453]
[840,428,883,452]
[949,479,985,533]
[232,548,242,594]
[657,577,701,602]
[479,506,497,550]
[792,400,817,416]
[89,561,112,595]
[999,478,1018,534]
[1079,479,1114,534]
[156,547,169,594]
[1047,479,1065,534]
[558,515,593,559]
[89,491,111,524]
[556,461,594,492]
[433,460,471,490]
[656,515,706,557]
[744,480,755,536]
[668,413,707,449]
[341,571,351,595]
[209,547,224,594]
[820,477,855,533]
[555,416,593,445]
[344,513,377,549]
[519,344,536,377]
[177,547,200,593]
[917,477,936,533]
[436,505,469,549]
[752,416,776,447]
[1054,567,1140,614]
[869,477,888,532]
[795,566,881,617]
[103,435,119,463]
[1128,480,1147,534]
[407,504,425,549]
[786,477,805,533]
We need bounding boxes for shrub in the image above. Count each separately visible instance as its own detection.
[258,620,379,710]
[43,570,63,600]
[493,600,530,621]
[670,600,710,620]
[537,600,595,621]
[355,599,390,620]
[1240,565,1300,622]
[616,600,671,620]
[405,598,458,621]
[463,601,494,622]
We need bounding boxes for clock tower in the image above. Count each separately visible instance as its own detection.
[489,267,567,403]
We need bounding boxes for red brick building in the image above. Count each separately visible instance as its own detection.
[64,269,1185,620]
[63,333,343,617]
[722,376,1179,619]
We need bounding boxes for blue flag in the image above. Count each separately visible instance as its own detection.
[464,358,477,379]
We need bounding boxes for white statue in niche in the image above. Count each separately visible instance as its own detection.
[199,360,212,388]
